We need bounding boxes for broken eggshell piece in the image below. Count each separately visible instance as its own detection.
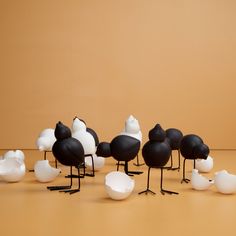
[0,158,26,182]
[191,169,214,190]
[34,160,61,183]
[195,156,213,173]
[105,171,135,200]
[214,170,236,194]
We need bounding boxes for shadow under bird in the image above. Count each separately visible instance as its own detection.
[139,124,179,195]
[47,121,85,194]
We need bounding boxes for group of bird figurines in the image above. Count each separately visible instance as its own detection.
[1,115,236,200]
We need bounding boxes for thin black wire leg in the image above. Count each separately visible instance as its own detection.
[85,154,95,177]
[181,158,190,184]
[48,166,73,191]
[60,167,81,194]
[124,161,143,176]
[139,167,156,195]
[160,167,179,195]
[133,154,145,167]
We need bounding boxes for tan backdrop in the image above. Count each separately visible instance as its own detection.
[0,0,236,149]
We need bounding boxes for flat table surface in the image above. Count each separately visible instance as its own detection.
[0,150,236,236]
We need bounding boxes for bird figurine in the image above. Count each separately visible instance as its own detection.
[180,134,209,183]
[139,124,178,195]
[47,121,85,194]
[96,135,142,176]
[36,128,57,168]
[120,115,144,166]
[72,117,99,177]
[165,128,183,171]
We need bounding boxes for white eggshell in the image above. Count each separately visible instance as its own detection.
[34,160,61,183]
[105,171,135,200]
[195,156,213,173]
[85,154,105,171]
[191,169,214,190]
[214,170,236,194]
[0,158,26,182]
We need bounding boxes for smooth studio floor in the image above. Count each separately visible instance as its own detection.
[0,150,236,236]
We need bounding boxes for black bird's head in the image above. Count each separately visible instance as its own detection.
[193,143,210,160]
[148,124,166,142]
[54,121,72,140]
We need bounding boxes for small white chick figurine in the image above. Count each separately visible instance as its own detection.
[36,128,56,152]
[120,115,142,142]
[195,156,213,173]
[72,118,96,155]
[214,170,236,194]
[0,150,26,182]
[191,169,214,191]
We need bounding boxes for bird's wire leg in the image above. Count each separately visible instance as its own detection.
[124,161,143,176]
[133,154,145,166]
[181,158,190,183]
[85,154,95,177]
[139,167,156,195]
[160,168,179,195]
[61,166,81,194]
[47,166,72,191]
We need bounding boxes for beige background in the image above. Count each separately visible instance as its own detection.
[0,0,236,149]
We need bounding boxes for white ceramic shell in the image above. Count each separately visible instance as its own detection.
[3,150,25,161]
[85,154,105,171]
[36,128,56,151]
[105,171,135,200]
[34,160,61,183]
[0,158,26,182]
[72,131,96,155]
[71,117,86,133]
[120,115,142,142]
[214,170,236,194]
[191,169,214,190]
[195,156,213,173]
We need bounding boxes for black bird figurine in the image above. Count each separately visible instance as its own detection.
[96,135,142,176]
[139,124,179,195]
[165,128,183,171]
[180,134,209,183]
[47,121,85,194]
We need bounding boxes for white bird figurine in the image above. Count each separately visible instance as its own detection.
[105,171,135,200]
[34,160,61,183]
[214,170,236,194]
[36,128,57,166]
[72,117,98,176]
[120,115,143,167]
[0,150,26,182]
[120,115,142,142]
[195,156,213,173]
[191,169,214,191]
[72,118,96,155]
